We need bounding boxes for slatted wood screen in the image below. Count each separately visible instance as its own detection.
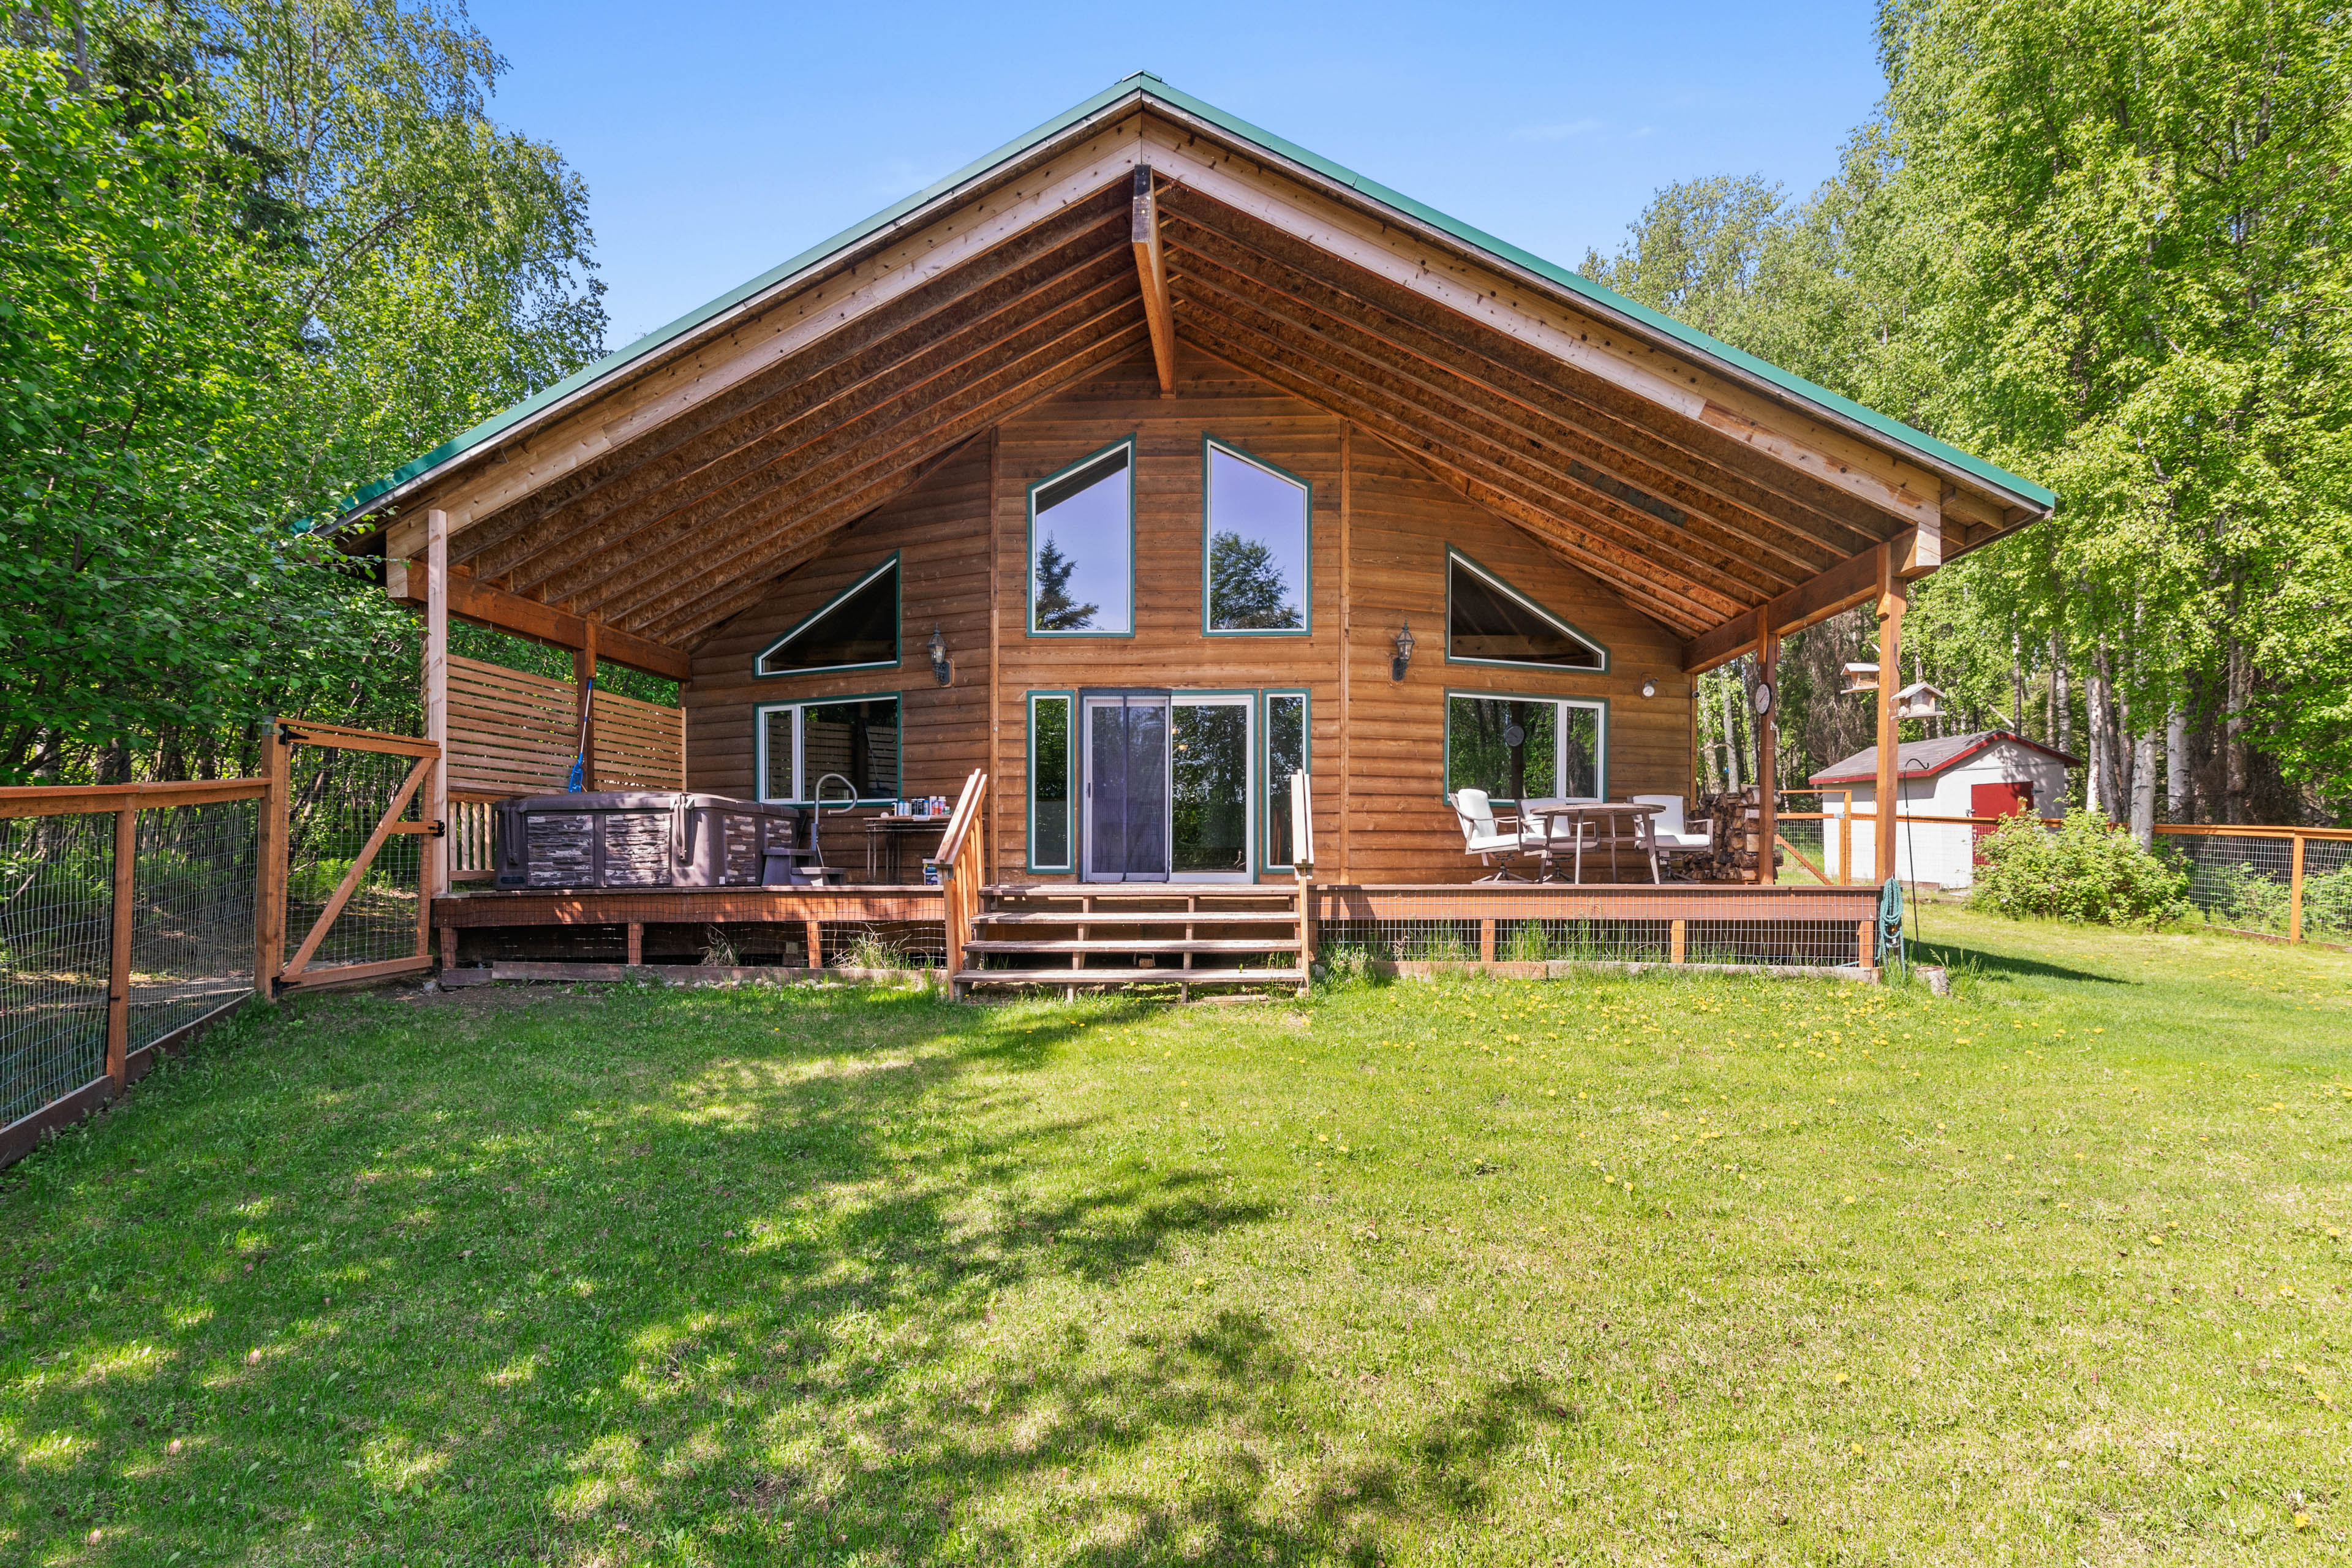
[591,687,687,790]
[447,656,684,796]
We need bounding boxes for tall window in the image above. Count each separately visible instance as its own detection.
[1028,692,1073,872]
[1204,440,1309,633]
[1446,694,1603,804]
[1028,442,1133,635]
[1263,691,1308,869]
[1446,551,1605,671]
[756,696,902,803]
[756,556,900,676]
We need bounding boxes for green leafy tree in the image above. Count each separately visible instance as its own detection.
[1207,530,1301,629]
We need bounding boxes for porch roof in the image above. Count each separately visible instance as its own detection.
[336,74,2055,665]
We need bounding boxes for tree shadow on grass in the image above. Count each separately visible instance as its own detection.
[0,984,1577,1564]
[1909,937,2125,986]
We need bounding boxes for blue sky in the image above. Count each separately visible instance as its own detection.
[470,0,1887,347]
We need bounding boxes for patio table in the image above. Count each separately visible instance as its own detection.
[1521,800,1663,884]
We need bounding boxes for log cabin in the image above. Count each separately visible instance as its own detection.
[336,74,2054,992]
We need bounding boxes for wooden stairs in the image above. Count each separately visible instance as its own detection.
[951,883,1310,997]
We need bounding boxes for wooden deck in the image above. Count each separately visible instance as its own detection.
[431,878,1886,980]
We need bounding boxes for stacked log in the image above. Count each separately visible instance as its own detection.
[1684,788,1785,881]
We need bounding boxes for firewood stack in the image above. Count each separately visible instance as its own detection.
[1683,788,1785,882]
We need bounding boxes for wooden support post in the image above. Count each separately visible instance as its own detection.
[424,509,450,903]
[986,429,1001,884]
[573,620,598,791]
[1755,609,1778,885]
[1479,918,1496,965]
[107,804,135,1091]
[804,918,823,970]
[1839,790,1853,885]
[1131,164,1177,394]
[1337,427,1352,881]
[2289,832,2306,943]
[626,921,644,967]
[1858,917,1877,975]
[1669,918,1687,965]
[254,722,289,1000]
[1875,547,1907,886]
[438,923,458,970]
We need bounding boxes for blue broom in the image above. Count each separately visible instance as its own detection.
[565,674,595,792]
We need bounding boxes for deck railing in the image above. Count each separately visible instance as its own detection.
[933,770,989,983]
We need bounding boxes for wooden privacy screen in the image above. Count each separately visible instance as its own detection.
[446,655,684,795]
[592,687,687,790]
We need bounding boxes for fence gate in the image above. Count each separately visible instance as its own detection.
[257,720,441,994]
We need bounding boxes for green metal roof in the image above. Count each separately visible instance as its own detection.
[337,72,2054,524]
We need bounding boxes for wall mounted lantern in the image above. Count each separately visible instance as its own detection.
[927,624,952,686]
[1391,620,1415,682]
[1641,678,1657,699]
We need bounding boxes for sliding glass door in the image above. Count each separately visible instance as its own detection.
[1079,691,1255,882]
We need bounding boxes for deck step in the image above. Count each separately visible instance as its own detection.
[972,909,1303,927]
[965,937,1300,955]
[954,967,1307,987]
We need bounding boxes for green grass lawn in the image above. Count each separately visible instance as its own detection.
[4,908,2348,1565]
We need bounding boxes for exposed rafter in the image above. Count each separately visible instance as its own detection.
[1130,164,1177,395]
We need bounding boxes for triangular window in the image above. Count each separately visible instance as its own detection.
[1446,552,1605,671]
[756,556,900,676]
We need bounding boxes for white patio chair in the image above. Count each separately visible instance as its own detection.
[1632,794,1715,859]
[1447,788,1541,883]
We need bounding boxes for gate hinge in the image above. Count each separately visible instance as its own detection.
[426,818,446,839]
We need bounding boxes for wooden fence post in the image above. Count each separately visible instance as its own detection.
[254,722,289,1001]
[2289,832,2306,944]
[1669,919,1687,965]
[107,804,135,1091]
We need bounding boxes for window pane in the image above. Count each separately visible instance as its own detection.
[1172,702,1249,874]
[801,698,899,800]
[1031,447,1131,633]
[1561,704,1602,799]
[1446,697,1558,802]
[760,707,794,801]
[1031,696,1071,870]
[757,560,897,674]
[1206,446,1307,630]
[1265,694,1305,865]
[1448,556,1602,668]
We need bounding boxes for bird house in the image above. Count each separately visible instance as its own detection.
[1841,661,1880,695]
[1893,681,1946,720]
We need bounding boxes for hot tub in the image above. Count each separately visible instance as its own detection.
[491,792,800,889]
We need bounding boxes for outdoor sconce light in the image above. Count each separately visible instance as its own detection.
[1641,677,1657,699]
[1391,620,1415,682]
[927,624,952,686]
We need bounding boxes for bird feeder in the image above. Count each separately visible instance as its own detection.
[1892,680,1946,720]
[1841,661,1880,695]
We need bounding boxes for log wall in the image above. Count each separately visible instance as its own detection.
[684,347,1695,883]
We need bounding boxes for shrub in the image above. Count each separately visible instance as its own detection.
[1969,810,2188,929]
[2299,865,2352,938]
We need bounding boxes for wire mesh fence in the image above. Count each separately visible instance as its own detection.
[0,813,116,1128]
[1313,886,1874,970]
[132,800,260,1042]
[2155,829,2352,943]
[284,746,426,973]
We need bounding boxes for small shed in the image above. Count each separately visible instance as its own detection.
[1811,730,2079,888]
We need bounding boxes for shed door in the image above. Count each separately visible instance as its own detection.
[1970,780,2032,862]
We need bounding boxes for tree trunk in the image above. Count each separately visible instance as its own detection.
[2049,630,2072,761]
[2224,639,2250,824]
[2129,728,2157,849]
[2086,645,2115,820]
[2165,707,2188,821]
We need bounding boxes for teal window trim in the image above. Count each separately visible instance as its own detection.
[753,552,902,678]
[1443,546,1609,674]
[1259,688,1311,873]
[1200,435,1313,637]
[1025,689,1076,873]
[1442,688,1609,806]
[1025,437,1137,638]
[752,689,905,805]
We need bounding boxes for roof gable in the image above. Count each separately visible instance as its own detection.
[346,76,2056,654]
[1809,730,2084,786]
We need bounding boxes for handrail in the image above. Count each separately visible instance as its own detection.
[935,769,988,991]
